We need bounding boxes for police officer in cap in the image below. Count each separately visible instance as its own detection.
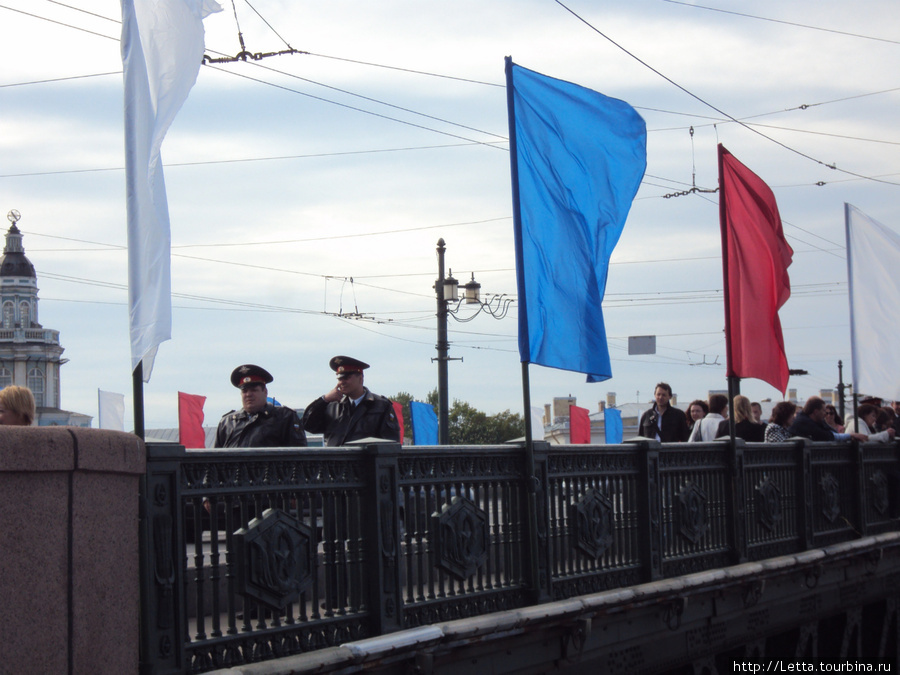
[215,365,306,448]
[302,356,400,446]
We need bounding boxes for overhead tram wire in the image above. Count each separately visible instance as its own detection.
[43,0,118,23]
[660,0,900,46]
[0,3,118,41]
[7,2,896,161]
[203,63,506,150]
[0,142,506,178]
[553,0,900,188]
[2,3,505,146]
[304,52,503,88]
[205,53,508,143]
[0,71,121,88]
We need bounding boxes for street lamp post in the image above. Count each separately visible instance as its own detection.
[433,238,513,445]
[434,238,457,445]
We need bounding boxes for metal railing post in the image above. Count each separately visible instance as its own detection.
[631,438,662,582]
[529,441,551,603]
[730,438,748,564]
[797,438,813,551]
[139,443,187,675]
[363,442,404,636]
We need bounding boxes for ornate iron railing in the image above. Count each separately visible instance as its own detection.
[139,437,900,674]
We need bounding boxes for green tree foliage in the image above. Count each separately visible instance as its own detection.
[387,389,525,445]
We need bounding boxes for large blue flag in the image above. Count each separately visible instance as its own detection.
[506,59,646,382]
[410,401,439,445]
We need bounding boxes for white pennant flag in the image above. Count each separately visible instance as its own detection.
[530,405,545,441]
[121,0,221,381]
[845,204,900,401]
[98,390,126,431]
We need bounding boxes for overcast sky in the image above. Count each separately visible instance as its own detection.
[2,0,899,431]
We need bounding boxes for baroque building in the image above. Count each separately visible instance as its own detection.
[0,212,90,426]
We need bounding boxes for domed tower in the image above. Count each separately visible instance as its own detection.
[0,210,67,412]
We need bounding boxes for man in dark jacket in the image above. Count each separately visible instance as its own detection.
[303,356,401,446]
[215,364,306,448]
[639,382,689,443]
[789,396,865,442]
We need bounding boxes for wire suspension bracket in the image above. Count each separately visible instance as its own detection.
[203,0,307,64]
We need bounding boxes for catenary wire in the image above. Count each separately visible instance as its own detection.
[553,0,900,187]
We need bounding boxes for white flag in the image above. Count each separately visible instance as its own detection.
[98,390,126,431]
[845,204,900,401]
[530,405,545,441]
[121,0,221,381]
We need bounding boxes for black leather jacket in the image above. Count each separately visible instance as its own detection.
[303,388,401,447]
[215,403,306,448]
[639,405,689,443]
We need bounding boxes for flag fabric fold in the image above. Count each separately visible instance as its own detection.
[178,391,206,448]
[121,0,221,381]
[98,390,126,431]
[718,144,793,394]
[506,58,647,382]
[845,204,900,401]
[410,401,438,445]
[569,405,591,444]
[392,401,405,444]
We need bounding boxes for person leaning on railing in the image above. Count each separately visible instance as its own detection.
[788,396,866,442]
[764,401,797,443]
[824,403,844,433]
[845,403,896,443]
[716,395,765,442]
[689,393,728,442]
[0,385,35,426]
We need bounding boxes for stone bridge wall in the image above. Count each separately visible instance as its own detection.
[0,427,145,675]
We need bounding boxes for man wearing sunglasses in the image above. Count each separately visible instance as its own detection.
[303,355,401,446]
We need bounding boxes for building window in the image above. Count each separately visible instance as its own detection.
[19,301,30,328]
[2,302,12,329]
[0,368,11,388]
[28,368,44,407]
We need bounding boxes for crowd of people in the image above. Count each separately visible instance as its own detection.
[3,371,899,449]
[639,382,899,445]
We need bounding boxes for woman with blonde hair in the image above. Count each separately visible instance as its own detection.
[716,394,765,442]
[0,385,36,426]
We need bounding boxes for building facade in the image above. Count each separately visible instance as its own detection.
[0,214,90,426]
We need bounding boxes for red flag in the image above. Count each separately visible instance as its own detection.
[392,401,405,444]
[569,405,591,444]
[718,145,793,394]
[178,392,206,448]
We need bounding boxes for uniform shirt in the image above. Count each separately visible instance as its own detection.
[303,387,400,447]
[215,403,306,448]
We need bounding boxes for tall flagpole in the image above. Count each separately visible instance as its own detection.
[506,56,542,602]
[717,144,738,440]
[133,363,145,440]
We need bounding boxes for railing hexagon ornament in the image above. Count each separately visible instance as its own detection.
[755,477,782,532]
[569,488,615,560]
[819,472,841,523]
[234,508,316,610]
[677,481,708,544]
[432,496,489,581]
[870,469,890,516]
